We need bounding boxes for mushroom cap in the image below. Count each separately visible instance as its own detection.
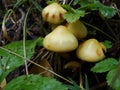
[43,25,78,52]
[76,39,106,62]
[42,3,67,24]
[66,20,87,39]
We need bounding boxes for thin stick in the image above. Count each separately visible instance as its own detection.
[82,21,116,42]
[23,8,31,75]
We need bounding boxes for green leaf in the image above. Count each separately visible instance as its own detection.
[30,0,43,12]
[46,0,57,4]
[65,78,81,90]
[85,75,89,90]
[79,0,99,10]
[63,9,85,23]
[4,74,68,90]
[91,58,118,73]
[106,69,120,90]
[0,37,43,82]
[14,0,27,9]
[80,0,96,7]
[102,40,113,49]
[98,4,117,19]
[64,0,116,22]
[72,0,81,6]
[79,0,116,18]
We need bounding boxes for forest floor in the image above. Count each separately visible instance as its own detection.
[0,0,120,90]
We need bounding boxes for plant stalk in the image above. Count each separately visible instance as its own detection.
[23,8,31,76]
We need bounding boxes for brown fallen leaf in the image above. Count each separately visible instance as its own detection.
[29,59,54,78]
[0,78,7,89]
[64,61,81,72]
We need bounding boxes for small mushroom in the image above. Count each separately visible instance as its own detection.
[42,3,67,24]
[43,25,78,52]
[76,39,106,62]
[66,20,87,39]
[64,61,81,72]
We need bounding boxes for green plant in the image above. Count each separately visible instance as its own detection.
[91,57,120,90]
[0,0,119,90]
[4,75,68,90]
[63,0,116,23]
[0,38,43,82]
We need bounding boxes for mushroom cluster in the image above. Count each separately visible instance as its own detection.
[42,2,107,62]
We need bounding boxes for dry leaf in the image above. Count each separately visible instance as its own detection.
[64,61,81,72]
[0,78,7,89]
[29,59,54,78]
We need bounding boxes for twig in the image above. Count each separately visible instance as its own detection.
[23,7,31,75]
[17,8,25,23]
[13,8,25,40]
[2,0,8,10]
[82,20,116,42]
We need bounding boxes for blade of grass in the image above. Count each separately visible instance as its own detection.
[2,9,16,42]
[85,75,89,90]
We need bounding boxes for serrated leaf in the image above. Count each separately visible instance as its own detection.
[62,5,74,12]
[4,74,68,90]
[80,0,99,11]
[79,0,117,18]
[106,69,120,90]
[102,40,113,49]
[63,9,85,23]
[99,4,117,19]
[91,58,118,73]
[0,37,43,82]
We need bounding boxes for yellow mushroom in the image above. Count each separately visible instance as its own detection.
[76,39,106,62]
[43,25,78,52]
[42,3,67,24]
[66,20,87,39]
